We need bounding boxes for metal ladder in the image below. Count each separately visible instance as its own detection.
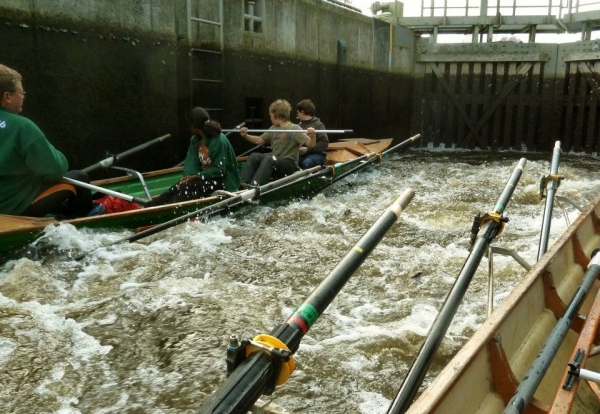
[186,0,224,114]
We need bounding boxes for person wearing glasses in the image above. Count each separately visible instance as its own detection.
[239,99,316,187]
[146,107,241,207]
[0,63,93,217]
[296,99,329,169]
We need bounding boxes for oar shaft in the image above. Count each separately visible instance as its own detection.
[62,177,149,205]
[387,158,527,414]
[200,189,415,414]
[504,253,600,414]
[116,167,322,244]
[222,129,353,134]
[82,134,171,174]
[537,141,562,260]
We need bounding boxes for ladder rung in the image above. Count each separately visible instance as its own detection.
[191,17,221,27]
[191,48,222,55]
[192,78,223,83]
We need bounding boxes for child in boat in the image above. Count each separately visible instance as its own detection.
[0,63,93,218]
[296,99,329,169]
[146,107,240,207]
[238,99,316,187]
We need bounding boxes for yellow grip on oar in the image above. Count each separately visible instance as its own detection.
[246,334,296,386]
[479,211,506,238]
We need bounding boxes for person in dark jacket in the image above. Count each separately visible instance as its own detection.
[0,63,92,217]
[146,107,241,206]
[296,99,329,169]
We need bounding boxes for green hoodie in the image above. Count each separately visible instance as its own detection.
[0,107,68,215]
[182,132,241,192]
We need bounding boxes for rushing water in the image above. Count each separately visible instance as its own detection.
[2,149,600,414]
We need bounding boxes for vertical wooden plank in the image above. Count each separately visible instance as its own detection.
[564,61,578,152]
[445,62,458,148]
[432,62,445,148]
[503,62,517,149]
[492,62,505,151]
[526,62,542,151]
[411,59,426,147]
[457,62,470,147]
[482,62,494,148]
[470,62,482,148]
[575,63,589,152]
[542,44,569,151]
[587,60,600,153]
[514,63,529,151]
[539,44,560,152]
[423,62,435,147]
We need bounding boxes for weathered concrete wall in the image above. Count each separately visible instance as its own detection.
[0,0,415,176]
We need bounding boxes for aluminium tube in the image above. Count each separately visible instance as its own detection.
[503,252,600,414]
[537,141,562,261]
[82,134,171,174]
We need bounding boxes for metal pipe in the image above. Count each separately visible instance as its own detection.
[222,129,353,134]
[537,141,561,261]
[62,177,149,205]
[387,158,527,414]
[504,253,600,414]
[82,134,172,174]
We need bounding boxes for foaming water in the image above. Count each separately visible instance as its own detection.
[2,150,600,413]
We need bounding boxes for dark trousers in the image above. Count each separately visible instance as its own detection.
[240,153,298,186]
[22,170,93,218]
[147,176,224,207]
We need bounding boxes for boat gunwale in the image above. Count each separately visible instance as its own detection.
[407,193,600,413]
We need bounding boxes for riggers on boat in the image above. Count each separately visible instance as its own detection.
[0,137,419,257]
[407,194,600,413]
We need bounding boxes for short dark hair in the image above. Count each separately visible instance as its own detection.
[296,99,316,116]
[0,64,22,96]
[186,107,221,138]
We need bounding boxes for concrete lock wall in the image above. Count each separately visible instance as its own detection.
[0,0,414,175]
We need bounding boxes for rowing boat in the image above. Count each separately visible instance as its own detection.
[406,194,600,413]
[0,138,398,257]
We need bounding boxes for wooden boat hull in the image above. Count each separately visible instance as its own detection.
[407,195,600,413]
[0,139,393,256]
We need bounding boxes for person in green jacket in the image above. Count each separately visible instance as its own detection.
[146,107,241,207]
[0,64,92,217]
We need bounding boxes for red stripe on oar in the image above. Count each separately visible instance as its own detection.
[288,316,308,334]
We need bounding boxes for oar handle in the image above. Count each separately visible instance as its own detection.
[82,134,172,174]
[62,177,149,205]
[222,129,353,134]
[200,189,415,413]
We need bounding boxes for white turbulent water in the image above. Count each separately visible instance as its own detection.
[2,149,600,413]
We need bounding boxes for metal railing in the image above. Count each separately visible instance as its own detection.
[418,0,600,18]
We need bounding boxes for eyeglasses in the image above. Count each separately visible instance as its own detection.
[12,91,26,97]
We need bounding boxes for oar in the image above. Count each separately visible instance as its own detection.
[237,144,264,157]
[387,158,527,414]
[62,177,150,206]
[537,141,562,261]
[82,134,172,174]
[175,122,246,167]
[199,188,416,413]
[73,166,322,261]
[504,252,600,414]
[222,129,354,134]
[260,134,421,198]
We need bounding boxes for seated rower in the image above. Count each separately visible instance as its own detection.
[239,99,316,187]
[146,107,240,207]
[0,63,93,218]
[296,99,328,169]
